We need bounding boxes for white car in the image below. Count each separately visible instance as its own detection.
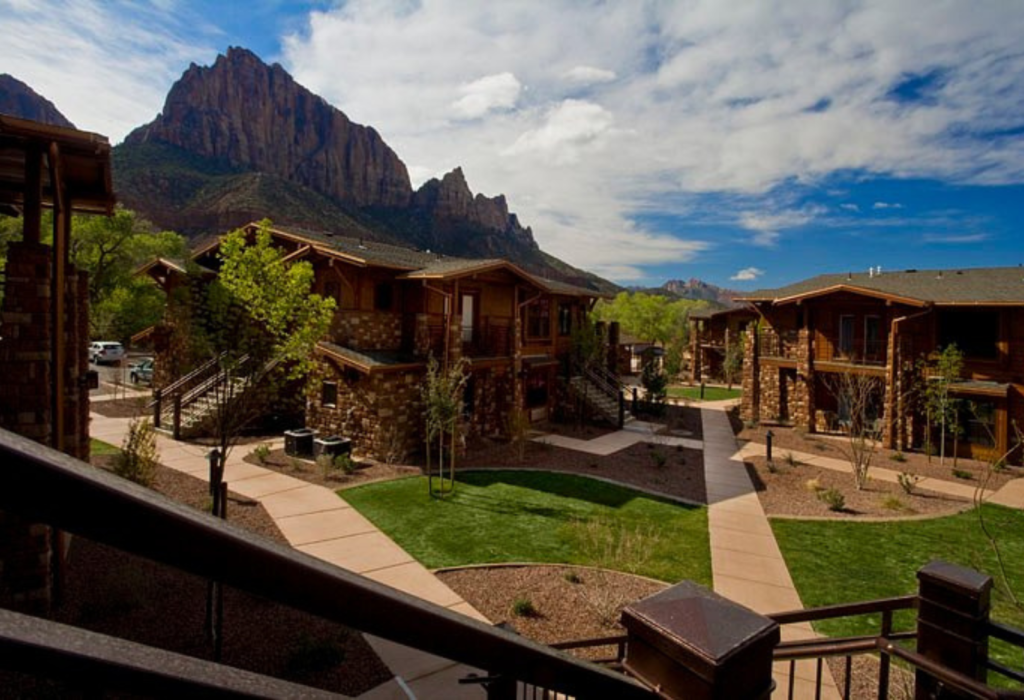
[89,341,125,365]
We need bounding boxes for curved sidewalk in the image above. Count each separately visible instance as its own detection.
[701,407,840,700]
[89,413,485,699]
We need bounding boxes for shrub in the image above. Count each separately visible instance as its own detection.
[784,452,799,468]
[897,471,920,495]
[952,468,973,480]
[334,453,356,475]
[564,571,583,584]
[817,487,846,512]
[511,597,538,618]
[253,443,271,464]
[804,478,822,492]
[766,459,779,474]
[113,417,158,487]
[881,495,906,511]
[889,451,907,463]
[650,450,667,468]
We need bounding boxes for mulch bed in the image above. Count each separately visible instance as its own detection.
[730,407,1018,491]
[437,565,666,661]
[15,458,393,697]
[243,448,422,490]
[744,455,973,518]
[90,396,151,419]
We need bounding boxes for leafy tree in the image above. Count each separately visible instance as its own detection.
[824,371,883,490]
[723,339,744,390]
[0,207,187,340]
[422,355,469,497]
[925,344,964,467]
[641,361,668,417]
[593,291,706,347]
[166,220,335,460]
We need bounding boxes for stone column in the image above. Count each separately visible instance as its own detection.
[795,328,815,432]
[414,313,431,358]
[740,328,758,423]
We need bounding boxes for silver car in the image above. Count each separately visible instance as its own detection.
[89,341,125,365]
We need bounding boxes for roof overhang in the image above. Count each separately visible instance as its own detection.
[0,114,115,215]
[948,380,1010,398]
[768,284,928,308]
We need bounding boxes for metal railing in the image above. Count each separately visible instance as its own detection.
[572,359,627,428]
[0,427,654,699]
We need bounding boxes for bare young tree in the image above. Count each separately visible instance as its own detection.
[824,371,884,490]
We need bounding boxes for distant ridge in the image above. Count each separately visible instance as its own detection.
[0,74,74,128]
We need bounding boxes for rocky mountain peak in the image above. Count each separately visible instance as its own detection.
[124,47,412,209]
[0,74,74,128]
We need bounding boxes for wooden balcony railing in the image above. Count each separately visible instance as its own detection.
[759,329,800,359]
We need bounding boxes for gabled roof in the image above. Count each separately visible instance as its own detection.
[739,267,1024,306]
[196,222,604,298]
[688,305,756,320]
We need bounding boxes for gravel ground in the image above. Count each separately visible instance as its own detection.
[730,408,1019,491]
[13,458,394,697]
[243,448,422,490]
[745,455,974,518]
[90,396,150,418]
[437,565,666,660]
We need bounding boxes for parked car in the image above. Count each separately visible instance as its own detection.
[89,341,125,365]
[129,358,154,385]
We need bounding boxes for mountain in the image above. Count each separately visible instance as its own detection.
[114,47,614,292]
[0,74,74,128]
[660,278,739,306]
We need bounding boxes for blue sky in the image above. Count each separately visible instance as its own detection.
[2,1,1023,290]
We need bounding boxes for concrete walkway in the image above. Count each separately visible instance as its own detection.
[701,407,840,700]
[89,413,485,699]
[533,418,701,454]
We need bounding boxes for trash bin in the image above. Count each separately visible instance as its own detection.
[313,435,351,460]
[285,428,315,458]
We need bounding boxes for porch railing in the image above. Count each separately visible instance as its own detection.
[759,329,800,359]
[0,426,654,699]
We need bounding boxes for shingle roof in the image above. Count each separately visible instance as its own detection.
[258,223,602,297]
[740,267,1024,306]
[688,305,755,320]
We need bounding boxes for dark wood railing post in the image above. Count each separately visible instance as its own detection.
[152,388,162,428]
[915,561,992,700]
[618,391,625,428]
[621,581,778,699]
[172,395,181,440]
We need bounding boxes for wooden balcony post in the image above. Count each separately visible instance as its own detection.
[153,388,162,428]
[915,561,992,699]
[621,581,778,699]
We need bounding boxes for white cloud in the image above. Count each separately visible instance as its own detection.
[922,232,989,244]
[731,267,764,281]
[563,65,616,85]
[840,203,860,212]
[504,100,615,163]
[872,201,905,210]
[739,206,823,246]
[451,72,522,120]
[0,0,218,142]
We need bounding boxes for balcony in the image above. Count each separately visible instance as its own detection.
[832,338,888,366]
[758,329,800,360]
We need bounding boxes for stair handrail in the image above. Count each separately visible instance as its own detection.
[148,352,226,409]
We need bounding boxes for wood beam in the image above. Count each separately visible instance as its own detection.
[23,145,42,244]
[48,142,68,453]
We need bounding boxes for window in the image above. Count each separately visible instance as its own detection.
[525,300,551,339]
[321,381,338,407]
[864,315,882,359]
[939,310,998,359]
[460,294,475,343]
[375,282,394,311]
[838,315,855,357]
[557,303,573,336]
[963,400,997,448]
[525,371,549,407]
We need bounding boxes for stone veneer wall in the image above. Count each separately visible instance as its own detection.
[0,241,90,615]
[759,366,780,422]
[740,329,758,423]
[333,311,402,351]
[308,365,424,461]
[465,365,514,439]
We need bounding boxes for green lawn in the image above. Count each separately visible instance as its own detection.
[90,438,120,456]
[341,471,711,585]
[667,385,741,402]
[773,505,1024,679]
